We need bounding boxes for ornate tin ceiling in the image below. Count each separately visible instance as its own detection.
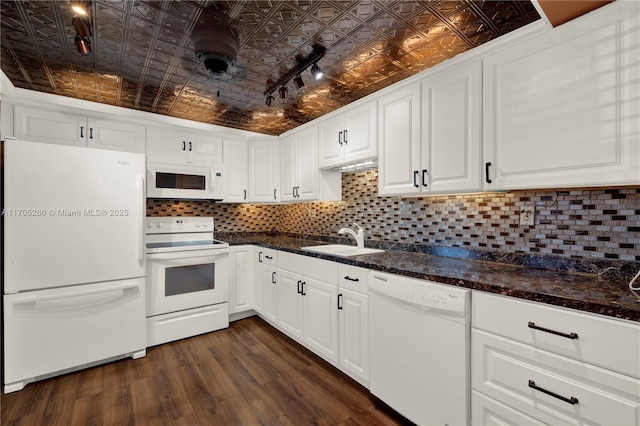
[1,1,540,135]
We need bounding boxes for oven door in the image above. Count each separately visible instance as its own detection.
[146,249,229,317]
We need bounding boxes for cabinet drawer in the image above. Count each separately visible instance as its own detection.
[278,251,338,285]
[339,264,368,293]
[472,291,640,378]
[472,329,640,426]
[472,390,544,426]
[257,248,278,266]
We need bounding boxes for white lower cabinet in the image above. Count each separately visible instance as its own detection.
[229,245,254,315]
[338,264,370,386]
[253,248,278,323]
[276,252,339,364]
[471,291,640,425]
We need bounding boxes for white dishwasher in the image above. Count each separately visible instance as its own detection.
[369,271,471,426]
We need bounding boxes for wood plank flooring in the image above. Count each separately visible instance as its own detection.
[1,316,412,425]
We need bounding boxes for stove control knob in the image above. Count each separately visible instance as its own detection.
[146,222,153,229]
[203,223,210,228]
[195,223,201,228]
[155,223,162,229]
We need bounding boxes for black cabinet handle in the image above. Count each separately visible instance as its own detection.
[485,162,492,184]
[182,141,186,151]
[265,255,273,260]
[189,141,192,151]
[338,293,343,310]
[297,280,303,294]
[413,170,419,188]
[338,131,343,145]
[422,169,427,187]
[528,380,578,405]
[274,189,277,200]
[258,252,263,263]
[343,129,348,144]
[528,322,578,340]
[243,189,247,200]
[80,126,84,138]
[344,276,360,282]
[301,281,306,295]
[271,271,276,284]
[89,127,93,139]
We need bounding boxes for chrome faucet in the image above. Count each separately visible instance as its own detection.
[338,223,364,249]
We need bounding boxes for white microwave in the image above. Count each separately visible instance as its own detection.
[147,160,224,200]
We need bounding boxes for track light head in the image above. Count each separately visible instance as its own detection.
[72,15,92,54]
[279,85,288,100]
[293,75,305,93]
[265,94,275,107]
[310,63,323,80]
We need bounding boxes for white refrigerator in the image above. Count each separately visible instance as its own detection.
[2,139,147,393]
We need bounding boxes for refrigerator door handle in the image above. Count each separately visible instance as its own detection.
[13,281,140,305]
[138,176,146,263]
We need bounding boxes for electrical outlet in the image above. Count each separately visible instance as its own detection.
[520,205,535,226]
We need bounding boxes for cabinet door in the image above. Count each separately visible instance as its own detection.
[146,126,186,159]
[229,246,253,314]
[249,139,280,202]
[339,288,369,383]
[303,278,339,363]
[262,264,278,323]
[484,1,640,190]
[421,60,482,194]
[279,134,297,201]
[187,132,223,164]
[87,118,145,153]
[295,125,319,201]
[344,101,377,163]
[276,269,304,339]
[318,113,345,168]
[224,138,249,202]
[472,391,545,426]
[378,84,421,195]
[14,105,85,147]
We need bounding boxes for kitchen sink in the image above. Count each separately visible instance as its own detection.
[301,244,384,257]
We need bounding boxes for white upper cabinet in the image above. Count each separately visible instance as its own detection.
[377,83,422,195]
[280,125,340,202]
[483,1,640,190]
[249,138,280,203]
[13,105,145,153]
[318,100,377,169]
[421,60,482,194]
[146,126,223,165]
[378,60,482,196]
[223,137,249,203]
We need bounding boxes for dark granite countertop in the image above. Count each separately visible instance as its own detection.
[218,233,640,323]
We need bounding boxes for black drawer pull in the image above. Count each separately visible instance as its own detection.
[485,162,492,184]
[528,380,578,405]
[528,322,578,340]
[297,280,303,294]
[344,276,360,282]
[338,293,343,310]
[413,170,419,188]
[265,255,273,260]
[301,281,306,296]
[258,252,262,262]
[271,271,276,284]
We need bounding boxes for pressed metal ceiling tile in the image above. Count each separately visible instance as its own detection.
[1,0,540,135]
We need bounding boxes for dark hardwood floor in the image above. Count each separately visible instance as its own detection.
[1,316,411,425]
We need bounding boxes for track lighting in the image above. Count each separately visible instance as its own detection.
[279,85,288,100]
[265,94,274,106]
[310,63,323,80]
[293,75,305,93]
[263,44,326,106]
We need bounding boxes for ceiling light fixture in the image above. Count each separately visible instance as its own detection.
[71,3,92,55]
[293,75,305,93]
[265,94,275,106]
[263,44,326,106]
[310,63,323,80]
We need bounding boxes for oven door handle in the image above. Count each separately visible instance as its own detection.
[146,250,229,261]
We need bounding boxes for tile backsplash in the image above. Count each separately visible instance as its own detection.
[148,170,640,262]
